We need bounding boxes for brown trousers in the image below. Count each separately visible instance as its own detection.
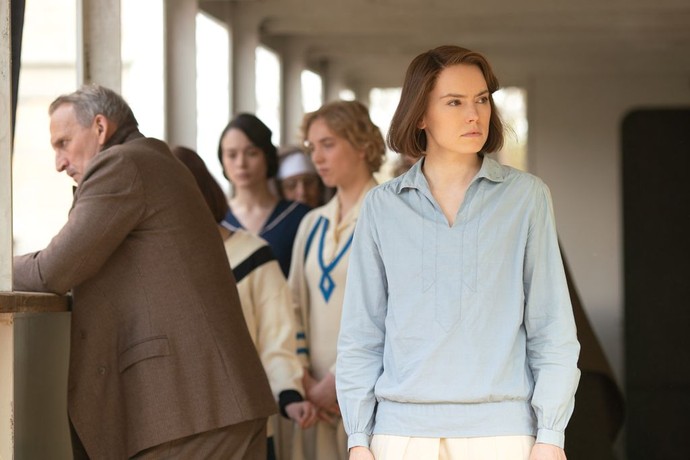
[71,417,268,459]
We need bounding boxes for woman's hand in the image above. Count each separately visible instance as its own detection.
[349,446,375,460]
[306,371,339,412]
[302,368,319,393]
[529,443,567,460]
[284,400,318,429]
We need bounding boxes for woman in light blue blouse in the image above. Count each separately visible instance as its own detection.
[336,45,581,460]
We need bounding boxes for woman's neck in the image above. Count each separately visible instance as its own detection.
[336,173,372,222]
[421,151,483,227]
[230,182,277,209]
[422,152,482,189]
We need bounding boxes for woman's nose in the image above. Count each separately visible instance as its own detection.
[295,181,306,199]
[466,104,479,123]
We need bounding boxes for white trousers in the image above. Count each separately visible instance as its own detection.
[370,434,535,460]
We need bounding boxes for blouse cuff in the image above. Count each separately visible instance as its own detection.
[347,432,371,450]
[536,427,565,448]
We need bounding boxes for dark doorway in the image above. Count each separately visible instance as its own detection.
[622,108,690,460]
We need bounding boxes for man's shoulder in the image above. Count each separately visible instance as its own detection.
[90,137,178,182]
[103,136,170,160]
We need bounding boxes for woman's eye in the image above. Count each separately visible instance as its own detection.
[448,99,461,106]
[282,180,298,190]
[477,96,489,104]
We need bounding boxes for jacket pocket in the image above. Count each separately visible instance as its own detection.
[118,335,170,373]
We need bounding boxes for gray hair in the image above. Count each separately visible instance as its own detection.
[49,84,138,128]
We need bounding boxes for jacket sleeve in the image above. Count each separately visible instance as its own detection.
[13,151,145,294]
[523,181,581,448]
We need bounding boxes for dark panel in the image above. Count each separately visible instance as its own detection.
[622,108,690,459]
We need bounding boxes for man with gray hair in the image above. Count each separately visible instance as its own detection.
[13,84,276,459]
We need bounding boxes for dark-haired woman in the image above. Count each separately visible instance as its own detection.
[336,46,580,460]
[218,114,310,276]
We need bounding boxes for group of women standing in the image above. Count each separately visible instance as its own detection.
[175,44,579,460]
[174,96,385,460]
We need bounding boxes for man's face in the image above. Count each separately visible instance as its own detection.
[50,104,102,185]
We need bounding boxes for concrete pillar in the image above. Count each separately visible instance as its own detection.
[280,39,307,145]
[228,5,261,114]
[164,0,197,148]
[321,58,353,104]
[76,0,121,90]
[1,0,14,455]
[1,0,12,293]
[351,83,372,108]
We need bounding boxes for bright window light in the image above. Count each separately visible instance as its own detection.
[256,46,282,146]
[196,12,230,192]
[301,70,323,113]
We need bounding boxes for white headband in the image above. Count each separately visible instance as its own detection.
[277,152,317,179]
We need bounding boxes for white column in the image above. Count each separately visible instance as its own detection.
[76,0,121,89]
[351,83,372,108]
[164,0,197,148]
[280,39,307,145]
[1,1,15,454]
[321,58,349,103]
[228,5,261,114]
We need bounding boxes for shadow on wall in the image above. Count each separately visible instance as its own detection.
[562,247,625,460]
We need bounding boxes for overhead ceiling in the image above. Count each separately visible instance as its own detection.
[200,0,690,89]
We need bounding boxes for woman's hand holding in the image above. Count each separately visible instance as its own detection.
[285,400,318,429]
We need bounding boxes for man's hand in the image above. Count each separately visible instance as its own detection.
[349,446,375,460]
[529,443,567,460]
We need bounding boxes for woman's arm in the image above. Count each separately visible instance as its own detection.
[523,181,581,449]
[336,195,388,450]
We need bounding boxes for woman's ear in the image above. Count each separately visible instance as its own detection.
[417,117,426,130]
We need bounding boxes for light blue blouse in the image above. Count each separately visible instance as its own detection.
[336,156,580,450]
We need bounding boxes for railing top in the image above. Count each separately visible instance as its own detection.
[0,292,70,314]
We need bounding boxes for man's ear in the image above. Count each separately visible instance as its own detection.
[94,114,116,145]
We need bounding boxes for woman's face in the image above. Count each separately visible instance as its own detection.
[306,117,366,189]
[279,173,322,208]
[419,63,491,157]
[220,128,268,188]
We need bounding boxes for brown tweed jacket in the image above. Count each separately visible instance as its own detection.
[13,129,276,459]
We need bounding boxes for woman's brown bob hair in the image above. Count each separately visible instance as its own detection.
[301,100,386,173]
[387,45,504,158]
[172,146,229,223]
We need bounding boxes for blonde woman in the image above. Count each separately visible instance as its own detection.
[289,101,386,460]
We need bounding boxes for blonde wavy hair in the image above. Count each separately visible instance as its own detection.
[301,100,386,173]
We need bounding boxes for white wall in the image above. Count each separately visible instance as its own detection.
[529,74,690,385]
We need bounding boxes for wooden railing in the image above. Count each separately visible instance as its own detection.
[0,291,70,313]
